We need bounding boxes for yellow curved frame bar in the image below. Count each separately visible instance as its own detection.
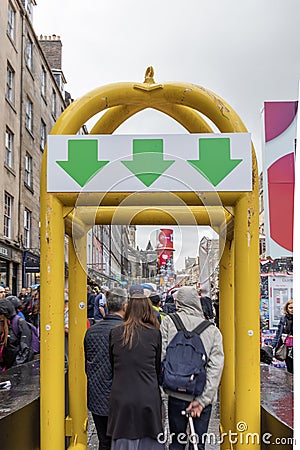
[40,77,259,450]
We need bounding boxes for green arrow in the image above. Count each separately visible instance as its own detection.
[188,138,242,186]
[56,139,109,187]
[122,139,174,187]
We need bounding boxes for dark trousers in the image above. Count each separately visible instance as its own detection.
[168,397,212,450]
[285,348,293,373]
[92,413,111,450]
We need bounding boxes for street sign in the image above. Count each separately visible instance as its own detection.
[47,133,252,192]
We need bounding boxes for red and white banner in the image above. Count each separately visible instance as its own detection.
[262,101,296,258]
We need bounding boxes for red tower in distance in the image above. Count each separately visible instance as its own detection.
[156,228,175,266]
[155,229,176,290]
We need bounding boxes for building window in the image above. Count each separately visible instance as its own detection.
[7,2,15,42]
[54,72,61,87]
[5,128,14,168]
[24,209,31,248]
[25,97,33,132]
[26,0,33,21]
[4,192,13,239]
[40,120,46,151]
[25,153,32,187]
[51,89,57,118]
[25,34,33,71]
[53,71,64,93]
[41,66,46,97]
[6,63,15,104]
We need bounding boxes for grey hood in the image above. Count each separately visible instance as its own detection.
[176,286,204,318]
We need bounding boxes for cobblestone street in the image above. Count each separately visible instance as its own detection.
[87,412,98,450]
[88,402,220,449]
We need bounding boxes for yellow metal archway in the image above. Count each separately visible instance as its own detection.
[40,69,260,450]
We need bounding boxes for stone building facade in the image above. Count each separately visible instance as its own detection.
[0,0,69,292]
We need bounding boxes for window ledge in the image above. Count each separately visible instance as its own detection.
[5,97,17,114]
[25,127,35,140]
[4,164,16,176]
[24,182,34,194]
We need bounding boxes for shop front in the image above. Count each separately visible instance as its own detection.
[0,243,21,295]
[0,244,12,287]
[22,251,40,288]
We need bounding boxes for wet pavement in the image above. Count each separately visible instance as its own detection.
[87,413,98,449]
[87,401,221,449]
[260,363,293,429]
[0,361,292,449]
[88,364,293,449]
[0,360,40,419]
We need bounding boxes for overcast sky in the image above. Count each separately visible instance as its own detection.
[34,0,300,270]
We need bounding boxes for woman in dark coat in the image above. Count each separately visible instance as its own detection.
[108,295,164,450]
[271,299,293,373]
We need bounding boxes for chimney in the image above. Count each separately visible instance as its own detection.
[38,35,62,70]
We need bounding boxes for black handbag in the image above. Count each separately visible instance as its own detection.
[275,344,287,361]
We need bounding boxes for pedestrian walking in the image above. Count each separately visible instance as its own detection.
[213,293,219,328]
[94,286,109,322]
[0,286,6,300]
[199,294,215,322]
[163,291,176,315]
[0,298,34,371]
[64,297,69,366]
[18,287,32,322]
[5,286,11,297]
[87,285,95,325]
[84,288,128,450]
[6,295,25,319]
[107,293,164,450]
[271,299,293,373]
[160,286,224,450]
[150,293,166,324]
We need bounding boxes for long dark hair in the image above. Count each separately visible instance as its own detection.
[122,296,159,348]
[0,315,9,346]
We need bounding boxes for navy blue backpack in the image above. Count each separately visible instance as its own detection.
[161,313,213,396]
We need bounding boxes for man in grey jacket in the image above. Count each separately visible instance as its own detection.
[160,286,224,450]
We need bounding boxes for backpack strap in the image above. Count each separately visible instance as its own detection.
[169,313,192,339]
[11,315,20,337]
[169,313,197,339]
[170,313,214,338]
[192,320,214,336]
[169,313,186,331]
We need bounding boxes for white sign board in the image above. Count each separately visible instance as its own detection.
[268,275,293,328]
[47,133,252,192]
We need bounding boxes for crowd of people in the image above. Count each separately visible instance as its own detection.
[84,285,224,450]
[0,285,40,371]
[0,281,293,449]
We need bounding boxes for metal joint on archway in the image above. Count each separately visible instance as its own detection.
[40,68,260,450]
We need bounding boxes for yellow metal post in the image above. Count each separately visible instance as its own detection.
[40,192,65,450]
[67,235,88,449]
[219,238,235,449]
[234,192,260,450]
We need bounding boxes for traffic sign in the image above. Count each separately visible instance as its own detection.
[47,133,252,192]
